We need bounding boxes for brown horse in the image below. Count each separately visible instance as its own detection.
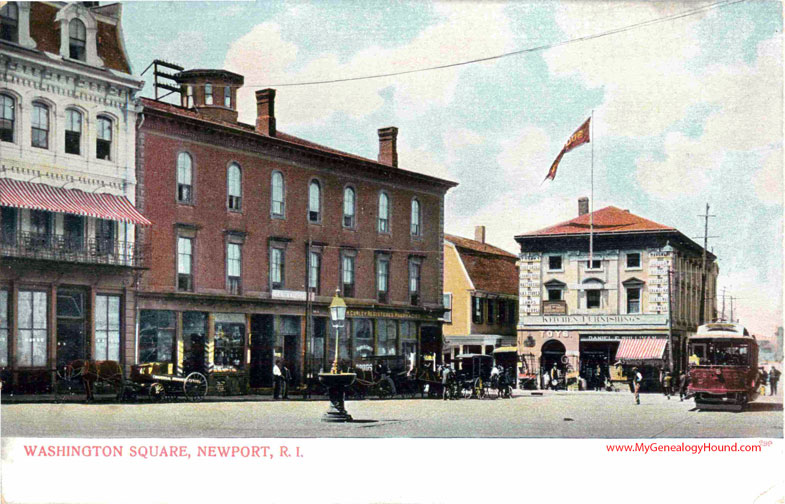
[65,360,125,402]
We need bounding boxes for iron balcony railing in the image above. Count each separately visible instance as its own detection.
[0,231,149,268]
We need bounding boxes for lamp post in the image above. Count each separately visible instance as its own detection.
[318,289,356,422]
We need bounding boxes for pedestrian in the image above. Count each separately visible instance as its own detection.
[550,363,559,390]
[595,364,603,391]
[770,366,780,396]
[662,370,673,400]
[273,359,283,399]
[282,362,291,400]
[678,371,689,401]
[632,367,643,405]
[441,364,452,400]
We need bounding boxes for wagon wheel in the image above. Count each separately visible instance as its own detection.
[462,381,473,399]
[184,372,208,401]
[148,382,165,402]
[376,379,394,399]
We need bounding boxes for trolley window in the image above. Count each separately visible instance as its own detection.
[689,340,750,366]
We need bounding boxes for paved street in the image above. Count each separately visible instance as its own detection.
[2,390,781,438]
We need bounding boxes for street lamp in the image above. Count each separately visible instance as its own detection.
[318,288,356,422]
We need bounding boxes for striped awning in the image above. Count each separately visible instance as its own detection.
[615,338,667,361]
[0,178,151,225]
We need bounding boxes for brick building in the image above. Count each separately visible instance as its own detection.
[515,199,718,390]
[1,2,146,393]
[136,68,456,393]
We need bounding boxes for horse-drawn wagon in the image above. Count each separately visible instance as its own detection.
[126,363,208,401]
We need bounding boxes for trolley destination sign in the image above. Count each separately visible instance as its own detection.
[521,314,669,327]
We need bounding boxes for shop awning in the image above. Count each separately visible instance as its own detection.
[615,338,667,361]
[0,178,151,225]
[493,346,518,354]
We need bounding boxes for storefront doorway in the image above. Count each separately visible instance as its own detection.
[579,340,618,390]
[182,312,207,374]
[56,288,87,367]
[249,314,274,388]
[540,339,566,387]
[420,325,441,364]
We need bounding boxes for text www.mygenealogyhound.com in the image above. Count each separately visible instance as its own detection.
[606,442,762,454]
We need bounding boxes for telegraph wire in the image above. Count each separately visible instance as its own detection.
[248,0,747,88]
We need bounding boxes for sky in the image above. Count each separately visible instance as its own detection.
[121,0,783,338]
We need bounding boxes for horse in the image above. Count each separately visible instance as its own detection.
[63,360,125,402]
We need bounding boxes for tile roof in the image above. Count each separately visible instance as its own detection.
[518,206,675,237]
[445,234,518,296]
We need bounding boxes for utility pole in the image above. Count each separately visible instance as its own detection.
[720,287,726,322]
[697,203,716,325]
[666,267,675,373]
[730,296,735,323]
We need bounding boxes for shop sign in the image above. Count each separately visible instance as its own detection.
[540,330,572,339]
[347,308,437,321]
[271,289,311,301]
[543,301,567,315]
[524,314,668,326]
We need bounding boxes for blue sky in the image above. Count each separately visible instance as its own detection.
[122,1,782,336]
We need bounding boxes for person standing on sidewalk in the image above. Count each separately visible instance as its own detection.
[769,366,780,396]
[282,362,291,400]
[273,359,283,400]
[678,371,689,401]
[632,367,643,405]
[662,371,673,400]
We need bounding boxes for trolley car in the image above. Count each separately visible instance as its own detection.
[687,322,760,409]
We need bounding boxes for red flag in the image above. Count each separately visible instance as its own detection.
[544,117,591,182]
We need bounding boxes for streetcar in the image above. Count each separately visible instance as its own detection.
[687,322,760,409]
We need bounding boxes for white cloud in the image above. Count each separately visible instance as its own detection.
[753,149,783,207]
[635,132,715,200]
[718,267,783,337]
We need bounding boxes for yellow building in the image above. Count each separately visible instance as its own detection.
[515,200,718,390]
[442,227,518,362]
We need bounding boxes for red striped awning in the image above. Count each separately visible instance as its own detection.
[615,338,667,361]
[0,178,151,226]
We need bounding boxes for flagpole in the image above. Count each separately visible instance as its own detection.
[589,110,594,264]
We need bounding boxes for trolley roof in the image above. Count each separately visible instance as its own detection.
[692,322,753,340]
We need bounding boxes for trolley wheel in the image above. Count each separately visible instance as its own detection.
[148,382,165,402]
[183,372,208,401]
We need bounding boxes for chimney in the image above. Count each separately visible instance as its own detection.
[377,127,398,167]
[474,225,486,244]
[255,89,276,137]
[578,197,589,216]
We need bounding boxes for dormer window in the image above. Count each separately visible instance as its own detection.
[69,19,86,61]
[224,86,231,107]
[1,2,19,43]
[205,84,213,105]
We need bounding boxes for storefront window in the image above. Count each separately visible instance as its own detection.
[376,319,397,356]
[0,290,8,367]
[311,317,327,371]
[17,290,47,367]
[183,312,208,373]
[139,310,175,363]
[214,313,245,371]
[94,295,120,361]
[400,321,418,359]
[352,318,373,359]
[327,323,350,362]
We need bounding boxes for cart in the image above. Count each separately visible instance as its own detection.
[454,354,493,399]
[127,363,208,401]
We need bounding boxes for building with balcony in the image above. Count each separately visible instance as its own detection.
[442,226,518,362]
[136,68,456,393]
[515,198,717,390]
[0,2,146,393]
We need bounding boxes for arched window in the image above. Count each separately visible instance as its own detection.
[227,163,242,211]
[343,187,355,228]
[68,19,86,61]
[65,109,82,155]
[96,116,112,160]
[271,171,285,217]
[0,94,15,143]
[0,2,19,43]
[378,192,390,233]
[177,152,193,203]
[308,180,321,222]
[410,199,421,236]
[31,102,49,149]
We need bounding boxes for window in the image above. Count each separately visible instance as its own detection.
[352,318,373,359]
[139,310,175,363]
[472,296,484,324]
[627,287,641,314]
[205,83,213,105]
[1,2,19,43]
[68,19,86,61]
[270,246,285,290]
[1,207,17,245]
[497,300,506,324]
[341,253,355,298]
[0,289,9,367]
[65,109,82,155]
[376,319,397,356]
[308,180,321,222]
[173,152,193,203]
[184,85,194,108]
[400,321,417,358]
[487,299,495,323]
[30,210,52,249]
[224,86,231,107]
[343,187,355,228]
[64,214,84,251]
[227,163,242,211]
[410,199,421,236]
[377,255,390,303]
[587,290,601,309]
[626,253,641,269]
[308,251,320,293]
[31,102,48,149]
[96,116,112,160]
[547,288,562,301]
[17,290,47,367]
[442,293,452,323]
[378,192,390,233]
[95,218,115,255]
[178,237,193,291]
[409,259,421,305]
[227,243,241,294]
[95,295,121,361]
[507,300,517,324]
[586,259,602,270]
[548,255,563,271]
[213,313,245,371]
[271,171,285,217]
[0,93,14,142]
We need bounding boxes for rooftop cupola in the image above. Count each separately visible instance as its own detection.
[174,69,244,123]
